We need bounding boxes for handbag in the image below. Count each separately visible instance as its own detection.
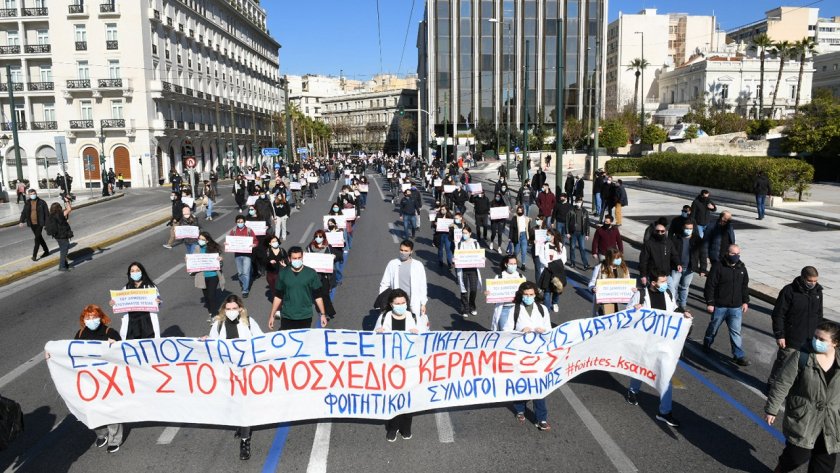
[505,240,514,255]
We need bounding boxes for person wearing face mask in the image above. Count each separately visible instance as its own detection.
[398,188,420,241]
[517,179,532,208]
[455,225,482,318]
[536,184,555,227]
[702,244,751,366]
[500,282,553,431]
[703,211,736,269]
[203,295,263,460]
[588,248,633,315]
[610,179,628,225]
[232,176,247,211]
[164,191,184,249]
[591,214,624,263]
[690,189,717,238]
[358,176,369,210]
[229,215,258,298]
[18,189,50,261]
[768,266,824,388]
[374,289,424,441]
[552,193,572,246]
[765,321,840,473]
[254,189,274,228]
[639,223,680,288]
[306,230,338,318]
[265,235,288,302]
[489,255,525,330]
[324,218,345,286]
[530,215,551,278]
[593,170,605,217]
[537,230,568,312]
[244,206,268,278]
[107,262,162,340]
[378,240,429,327]
[625,272,692,428]
[272,193,291,242]
[192,232,225,321]
[565,198,591,270]
[469,190,491,244]
[45,199,73,272]
[69,304,123,453]
[669,221,702,312]
[531,167,546,196]
[668,205,693,238]
[434,205,455,267]
[451,184,469,215]
[176,206,201,255]
[509,206,531,270]
[488,194,508,251]
[267,246,328,330]
[494,176,510,206]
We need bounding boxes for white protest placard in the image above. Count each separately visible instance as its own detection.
[485,278,526,303]
[386,172,394,179]
[344,169,352,176]
[324,215,347,229]
[244,173,256,181]
[307,176,319,184]
[466,183,483,195]
[490,206,510,220]
[290,182,302,191]
[185,253,220,273]
[303,252,335,273]
[433,178,443,187]
[399,172,407,179]
[436,218,453,232]
[429,211,437,222]
[246,195,259,206]
[453,249,485,269]
[45,309,690,428]
[453,227,463,243]
[401,183,411,192]
[109,288,159,314]
[443,185,457,194]
[326,231,345,247]
[245,221,267,236]
[174,225,200,240]
[595,279,638,304]
[534,229,548,246]
[224,235,253,253]
[181,196,195,208]
[358,184,369,193]
[341,208,357,221]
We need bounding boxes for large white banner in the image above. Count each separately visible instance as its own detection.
[45,309,690,429]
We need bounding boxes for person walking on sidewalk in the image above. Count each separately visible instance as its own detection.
[45,198,73,271]
[565,198,590,270]
[690,190,717,238]
[753,170,771,220]
[670,220,702,312]
[768,266,823,387]
[15,180,27,203]
[611,179,628,226]
[703,244,751,366]
[19,188,50,261]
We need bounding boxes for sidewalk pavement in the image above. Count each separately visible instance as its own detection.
[469,158,839,319]
[0,191,126,228]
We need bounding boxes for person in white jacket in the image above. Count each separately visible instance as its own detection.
[455,225,482,318]
[374,289,424,442]
[503,281,553,432]
[202,294,263,461]
[623,271,692,429]
[378,240,429,328]
[489,255,526,331]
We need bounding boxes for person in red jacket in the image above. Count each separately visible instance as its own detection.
[536,184,555,226]
[591,214,624,263]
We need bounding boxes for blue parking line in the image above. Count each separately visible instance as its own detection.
[261,424,291,473]
[564,274,785,443]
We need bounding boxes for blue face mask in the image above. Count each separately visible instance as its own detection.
[522,295,535,306]
[656,283,668,293]
[506,264,518,274]
[291,259,303,269]
[315,237,324,244]
[130,272,142,281]
[813,338,830,354]
[681,211,689,218]
[684,229,693,237]
[236,222,245,228]
[392,304,408,315]
[612,258,622,266]
[85,318,101,331]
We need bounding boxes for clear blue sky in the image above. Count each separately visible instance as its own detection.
[264,0,837,80]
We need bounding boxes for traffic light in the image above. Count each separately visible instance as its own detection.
[399,105,404,116]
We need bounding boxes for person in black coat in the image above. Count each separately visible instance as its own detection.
[572,175,585,201]
[690,190,717,238]
[470,192,491,242]
[563,172,575,197]
[552,193,572,245]
[753,170,771,220]
[669,220,702,311]
[46,199,73,271]
[18,188,50,260]
[702,244,750,365]
[531,168,546,194]
[638,221,679,286]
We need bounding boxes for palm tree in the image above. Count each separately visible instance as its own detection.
[627,58,650,112]
[768,40,793,119]
[792,36,818,113]
[750,33,774,118]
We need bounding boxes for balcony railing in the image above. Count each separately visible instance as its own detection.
[161,81,172,92]
[185,87,193,96]
[152,9,160,21]
[24,44,50,54]
[173,84,182,93]
[187,122,195,130]
[0,8,16,17]
[69,119,94,129]
[0,45,21,54]
[196,91,204,99]
[106,40,118,50]
[98,78,123,88]
[68,4,84,14]
[22,7,47,16]
[176,120,184,129]
[2,122,26,131]
[27,81,54,91]
[101,119,125,128]
[99,3,116,13]
[166,17,173,28]
[178,23,184,33]
[164,119,174,128]
[66,79,91,89]
[0,82,23,91]
[31,121,57,130]
[75,41,87,51]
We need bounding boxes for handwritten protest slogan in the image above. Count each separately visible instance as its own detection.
[324,215,347,229]
[485,278,526,303]
[246,196,259,207]
[174,226,200,240]
[290,182,302,191]
[303,253,335,273]
[181,197,196,209]
[490,206,509,221]
[443,185,457,194]
[342,208,357,221]
[454,249,486,269]
[109,288,159,314]
[436,218,453,232]
[326,231,345,248]
[185,253,220,273]
[45,309,690,428]
[433,179,443,187]
[358,184,369,193]
[595,279,638,304]
[244,221,267,236]
[224,236,253,254]
[466,184,483,195]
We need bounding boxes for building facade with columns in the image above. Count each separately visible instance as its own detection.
[322,89,418,153]
[0,0,280,193]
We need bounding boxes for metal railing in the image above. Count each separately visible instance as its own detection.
[66,79,91,89]
[161,81,172,92]
[101,119,125,128]
[98,78,123,88]
[164,119,174,128]
[2,122,26,131]
[0,82,24,91]
[75,41,87,51]
[173,84,182,93]
[185,87,193,96]
[0,45,21,54]
[99,3,116,13]
[106,40,118,50]
[22,7,47,16]
[0,8,16,17]
[69,119,93,129]
[68,4,84,14]
[152,9,160,20]
[27,81,54,91]
[31,121,57,130]
[24,44,50,53]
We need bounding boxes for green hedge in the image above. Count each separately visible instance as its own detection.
[605,158,641,174]
[637,152,814,196]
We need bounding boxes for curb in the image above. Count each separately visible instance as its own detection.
[0,192,126,229]
[0,212,170,287]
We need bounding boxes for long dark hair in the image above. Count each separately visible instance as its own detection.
[126,261,156,287]
[49,202,62,216]
[198,231,222,253]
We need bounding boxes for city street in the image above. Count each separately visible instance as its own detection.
[0,171,796,472]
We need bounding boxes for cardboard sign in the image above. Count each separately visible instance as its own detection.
[344,170,352,176]
[443,185,457,194]
[436,218,453,232]
[185,253,221,273]
[358,184,369,193]
[399,172,407,179]
[341,208,357,221]
[303,252,335,273]
[534,229,548,246]
[181,197,195,208]
[246,196,259,206]
[174,225,200,240]
[429,211,437,222]
[490,206,510,220]
[466,183,483,195]
[110,288,159,314]
[595,279,638,304]
[433,179,443,187]
[290,182,302,191]
[244,174,256,181]
[386,172,394,179]
[401,183,411,192]
[485,278,526,303]
[454,249,485,269]
[324,215,347,229]
[307,176,319,184]
[245,221,267,236]
[326,231,345,247]
[224,235,254,253]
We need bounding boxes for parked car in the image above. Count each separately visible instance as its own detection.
[667,123,707,141]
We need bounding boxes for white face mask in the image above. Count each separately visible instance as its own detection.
[225,309,239,321]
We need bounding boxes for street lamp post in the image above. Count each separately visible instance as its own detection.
[555,18,564,187]
[6,65,23,182]
[490,17,512,180]
[635,31,645,139]
[0,134,8,194]
[522,40,530,182]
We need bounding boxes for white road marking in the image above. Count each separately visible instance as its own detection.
[560,385,638,473]
[298,222,315,245]
[156,426,181,445]
[435,411,455,443]
[305,422,332,473]
[328,179,339,202]
[387,223,402,243]
[0,352,45,391]
[373,177,386,200]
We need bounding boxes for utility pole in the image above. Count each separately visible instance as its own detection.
[592,2,602,184]
[636,30,645,141]
[522,40,530,182]
[6,65,22,181]
[556,18,564,186]
[443,92,448,164]
[215,100,223,176]
[283,75,293,164]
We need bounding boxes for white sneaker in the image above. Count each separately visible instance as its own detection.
[462,313,469,319]
[488,243,494,250]
[552,304,559,312]
[162,244,172,249]
[470,310,477,316]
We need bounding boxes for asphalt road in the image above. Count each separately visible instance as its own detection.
[0,171,803,472]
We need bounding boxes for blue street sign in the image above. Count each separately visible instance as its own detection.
[273,162,281,169]
[261,147,280,157]
[514,147,520,153]
[296,147,309,154]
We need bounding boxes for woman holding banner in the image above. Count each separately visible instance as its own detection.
[111,262,161,340]
[193,232,225,322]
[374,289,423,441]
[306,230,337,319]
[205,295,263,460]
[588,248,633,316]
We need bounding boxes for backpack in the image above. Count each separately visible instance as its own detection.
[512,302,546,327]
[0,395,24,451]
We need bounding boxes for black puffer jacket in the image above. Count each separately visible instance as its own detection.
[772,277,824,350]
[703,260,750,308]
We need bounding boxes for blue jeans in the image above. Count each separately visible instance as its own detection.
[569,232,588,267]
[669,268,695,308]
[185,242,197,255]
[544,291,560,308]
[234,255,252,294]
[345,229,353,250]
[206,198,214,218]
[629,379,673,415]
[359,193,367,208]
[595,193,602,216]
[515,232,528,267]
[755,194,766,219]
[335,260,344,284]
[438,233,453,265]
[403,214,417,239]
[554,222,566,245]
[704,307,746,359]
[696,225,705,239]
[513,398,548,423]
